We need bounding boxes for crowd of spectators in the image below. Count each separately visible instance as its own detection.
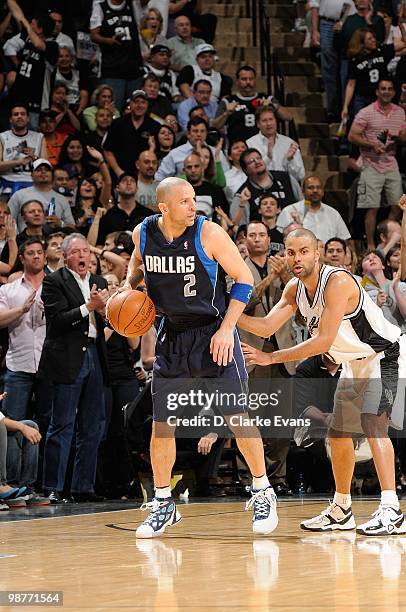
[0,0,405,509]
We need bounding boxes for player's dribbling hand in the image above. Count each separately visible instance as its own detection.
[210,327,234,366]
[241,343,273,367]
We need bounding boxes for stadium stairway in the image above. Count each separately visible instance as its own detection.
[207,0,350,223]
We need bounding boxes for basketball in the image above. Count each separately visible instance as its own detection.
[106,290,156,337]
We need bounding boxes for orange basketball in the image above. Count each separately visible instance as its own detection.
[106,290,156,337]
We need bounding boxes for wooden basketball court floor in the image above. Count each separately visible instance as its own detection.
[1,497,406,610]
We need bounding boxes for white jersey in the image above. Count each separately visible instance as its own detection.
[0,129,44,183]
[295,264,401,364]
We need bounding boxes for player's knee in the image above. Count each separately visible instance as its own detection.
[360,412,389,438]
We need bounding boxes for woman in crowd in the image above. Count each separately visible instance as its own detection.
[50,82,81,136]
[139,8,167,59]
[342,28,395,123]
[83,84,120,132]
[197,142,226,188]
[385,246,400,280]
[224,140,247,205]
[59,135,94,179]
[152,125,176,161]
[0,203,17,284]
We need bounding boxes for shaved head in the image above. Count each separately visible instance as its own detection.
[285,228,318,249]
[156,177,190,204]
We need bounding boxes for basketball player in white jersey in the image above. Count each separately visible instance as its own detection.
[239,228,406,536]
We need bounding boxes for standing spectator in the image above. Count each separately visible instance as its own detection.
[103,90,160,178]
[310,0,356,122]
[167,0,217,43]
[0,238,47,422]
[177,79,218,131]
[224,140,247,205]
[7,1,59,128]
[247,106,305,182]
[166,15,204,71]
[348,78,405,249]
[40,234,110,503]
[340,0,385,60]
[230,149,303,226]
[96,173,153,244]
[49,82,81,137]
[83,84,120,132]
[213,66,292,143]
[50,46,89,117]
[38,110,66,168]
[183,152,229,220]
[376,219,401,256]
[177,44,232,102]
[8,159,75,233]
[135,150,159,210]
[138,7,168,59]
[48,9,75,55]
[155,117,228,180]
[276,175,351,243]
[0,105,47,197]
[90,0,144,111]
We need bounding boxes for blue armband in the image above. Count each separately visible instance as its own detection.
[230,282,253,304]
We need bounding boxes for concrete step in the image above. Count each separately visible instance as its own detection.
[291,107,328,123]
[206,2,296,18]
[273,47,312,61]
[324,190,350,222]
[284,75,324,93]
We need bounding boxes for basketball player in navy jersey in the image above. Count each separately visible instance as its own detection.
[240,227,406,536]
[121,177,278,538]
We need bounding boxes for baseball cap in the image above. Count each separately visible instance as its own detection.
[150,44,170,55]
[32,158,52,171]
[130,89,148,101]
[195,43,216,58]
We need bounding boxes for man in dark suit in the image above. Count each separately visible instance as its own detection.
[40,233,109,502]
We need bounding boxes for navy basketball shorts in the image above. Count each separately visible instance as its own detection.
[152,320,248,422]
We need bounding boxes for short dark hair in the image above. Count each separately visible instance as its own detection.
[18,237,45,258]
[247,219,271,236]
[361,248,385,265]
[143,72,160,84]
[9,104,29,116]
[240,148,262,173]
[258,192,279,208]
[236,65,256,79]
[325,237,347,253]
[45,231,65,249]
[186,117,209,132]
[33,14,55,38]
[193,79,212,91]
[117,172,137,183]
[377,219,399,239]
[21,199,45,216]
[227,140,247,156]
[377,77,396,90]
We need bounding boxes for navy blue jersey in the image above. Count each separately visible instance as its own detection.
[140,215,227,325]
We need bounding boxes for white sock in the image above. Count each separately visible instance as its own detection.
[333,491,352,509]
[252,474,270,491]
[381,489,399,510]
[155,485,171,499]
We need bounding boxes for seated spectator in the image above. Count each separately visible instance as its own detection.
[197,142,226,188]
[344,244,359,275]
[230,148,303,226]
[96,173,153,244]
[51,46,89,117]
[16,201,50,246]
[45,231,64,274]
[0,203,18,283]
[135,150,159,210]
[139,44,180,103]
[52,167,71,198]
[376,219,401,256]
[348,78,405,249]
[360,249,406,330]
[177,44,232,102]
[177,79,218,130]
[152,124,176,161]
[155,117,228,180]
[59,135,97,179]
[224,140,247,205]
[103,90,160,178]
[213,65,292,143]
[257,193,284,256]
[342,29,395,124]
[163,112,181,139]
[139,7,168,60]
[384,245,400,280]
[323,237,347,267]
[83,84,120,132]
[166,15,204,71]
[247,106,305,182]
[183,152,228,220]
[49,81,81,136]
[84,108,113,152]
[90,0,144,112]
[142,73,174,120]
[276,175,351,244]
[8,159,75,233]
[38,110,66,168]
[0,409,49,508]
[0,105,47,197]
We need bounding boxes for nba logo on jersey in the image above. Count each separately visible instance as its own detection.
[184,241,188,250]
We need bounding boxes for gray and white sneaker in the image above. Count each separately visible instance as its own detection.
[245,487,278,535]
[136,498,181,538]
[301,502,356,532]
[357,505,406,536]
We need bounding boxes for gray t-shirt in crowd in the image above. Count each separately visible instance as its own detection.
[8,186,75,232]
[136,180,158,211]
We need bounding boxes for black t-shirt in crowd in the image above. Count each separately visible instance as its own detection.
[348,45,394,100]
[103,113,160,175]
[97,202,153,244]
[215,93,279,143]
[106,331,137,381]
[237,171,297,220]
[268,227,284,256]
